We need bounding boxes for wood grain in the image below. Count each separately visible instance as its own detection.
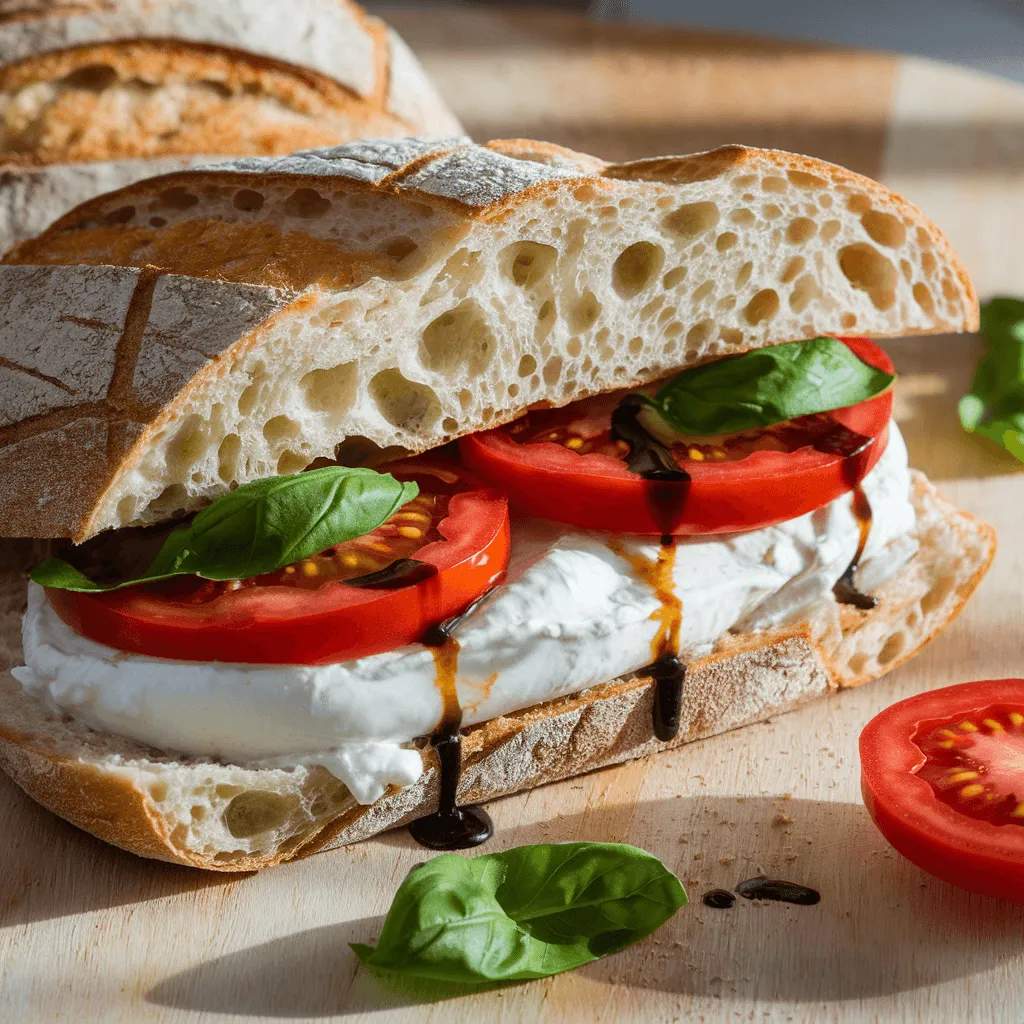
[4,10,1024,1024]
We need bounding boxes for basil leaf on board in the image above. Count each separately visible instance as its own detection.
[958,297,1024,461]
[351,842,687,984]
[650,336,894,437]
[30,467,419,593]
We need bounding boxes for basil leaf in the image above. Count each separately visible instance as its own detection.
[651,336,894,437]
[959,297,1024,461]
[30,467,418,592]
[351,842,686,984]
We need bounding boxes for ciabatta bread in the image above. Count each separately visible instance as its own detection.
[0,0,461,249]
[0,139,976,541]
[0,473,995,870]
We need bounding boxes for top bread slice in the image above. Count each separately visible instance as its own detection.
[0,138,977,541]
[0,0,461,250]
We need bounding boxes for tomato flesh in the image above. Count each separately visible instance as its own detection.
[860,680,1024,902]
[46,461,510,666]
[460,337,894,535]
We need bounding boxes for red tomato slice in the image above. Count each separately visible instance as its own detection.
[459,337,893,535]
[860,680,1024,902]
[46,461,510,666]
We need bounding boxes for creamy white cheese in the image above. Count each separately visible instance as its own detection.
[13,424,918,804]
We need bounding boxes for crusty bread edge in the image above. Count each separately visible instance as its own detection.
[0,473,995,870]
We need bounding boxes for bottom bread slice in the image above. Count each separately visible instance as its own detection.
[0,472,995,871]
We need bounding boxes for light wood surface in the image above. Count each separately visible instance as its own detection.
[5,10,1024,1023]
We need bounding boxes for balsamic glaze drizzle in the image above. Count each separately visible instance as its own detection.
[344,558,438,590]
[702,889,737,909]
[735,877,821,906]
[408,608,494,851]
[831,483,878,610]
[611,394,691,742]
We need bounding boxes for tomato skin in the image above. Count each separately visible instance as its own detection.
[860,680,1024,902]
[460,337,894,535]
[46,462,510,666]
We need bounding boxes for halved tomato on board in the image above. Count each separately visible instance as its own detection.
[46,461,510,666]
[860,680,1024,902]
[459,337,893,536]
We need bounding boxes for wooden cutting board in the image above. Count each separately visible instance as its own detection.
[4,9,1024,1023]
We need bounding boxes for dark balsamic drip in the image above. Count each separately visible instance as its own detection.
[408,612,494,851]
[650,651,687,742]
[344,558,438,590]
[702,889,737,909]
[832,483,877,610]
[610,394,691,742]
[735,877,821,905]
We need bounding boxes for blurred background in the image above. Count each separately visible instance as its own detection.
[369,0,1024,82]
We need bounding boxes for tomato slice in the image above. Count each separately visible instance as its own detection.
[860,680,1024,902]
[45,461,510,666]
[459,337,893,535]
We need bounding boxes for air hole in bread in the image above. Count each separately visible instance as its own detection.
[839,243,898,310]
[900,259,914,282]
[663,201,719,238]
[640,296,664,322]
[846,193,872,214]
[458,389,472,411]
[731,208,756,226]
[566,337,582,357]
[692,281,714,303]
[232,189,265,213]
[157,188,199,211]
[763,204,783,221]
[787,218,817,244]
[518,354,537,378]
[921,575,956,614]
[421,300,496,376]
[612,241,665,299]
[721,327,743,345]
[149,781,168,802]
[223,791,298,839]
[717,296,736,314]
[442,416,459,432]
[149,216,167,228]
[149,483,188,518]
[277,450,308,474]
[913,282,935,317]
[569,292,601,333]
[105,206,135,226]
[217,433,241,482]
[733,173,758,189]
[847,653,868,675]
[285,188,331,219]
[861,210,907,248]
[735,262,753,289]
[166,415,209,477]
[686,319,713,351]
[715,232,738,253]
[744,289,779,325]
[628,336,644,355]
[502,241,556,289]
[263,415,300,445]
[781,255,805,284]
[941,275,959,302]
[506,384,520,400]
[214,850,247,863]
[383,236,419,262]
[789,274,821,313]
[369,369,441,432]
[761,176,788,194]
[191,806,206,822]
[819,194,834,209]
[299,362,358,423]
[840,313,857,329]
[788,170,828,189]
[663,266,687,289]
[543,356,563,386]
[878,631,906,666]
[117,495,139,523]
[820,219,842,241]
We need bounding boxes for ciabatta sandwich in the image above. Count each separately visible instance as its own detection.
[0,0,460,252]
[0,137,995,870]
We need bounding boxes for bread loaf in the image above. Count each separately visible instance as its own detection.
[0,0,461,249]
[0,473,995,870]
[0,138,976,541]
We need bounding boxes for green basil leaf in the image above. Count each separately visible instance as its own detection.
[351,842,686,984]
[960,297,1024,462]
[651,336,894,437]
[30,467,419,593]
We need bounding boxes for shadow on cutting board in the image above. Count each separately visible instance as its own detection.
[145,794,1024,1014]
[0,774,246,927]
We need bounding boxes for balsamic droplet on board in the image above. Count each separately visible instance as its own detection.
[735,877,821,905]
[702,889,737,909]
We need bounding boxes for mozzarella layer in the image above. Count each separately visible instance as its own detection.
[14,425,917,804]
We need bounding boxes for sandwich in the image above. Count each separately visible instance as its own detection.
[0,136,995,870]
[0,0,460,252]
